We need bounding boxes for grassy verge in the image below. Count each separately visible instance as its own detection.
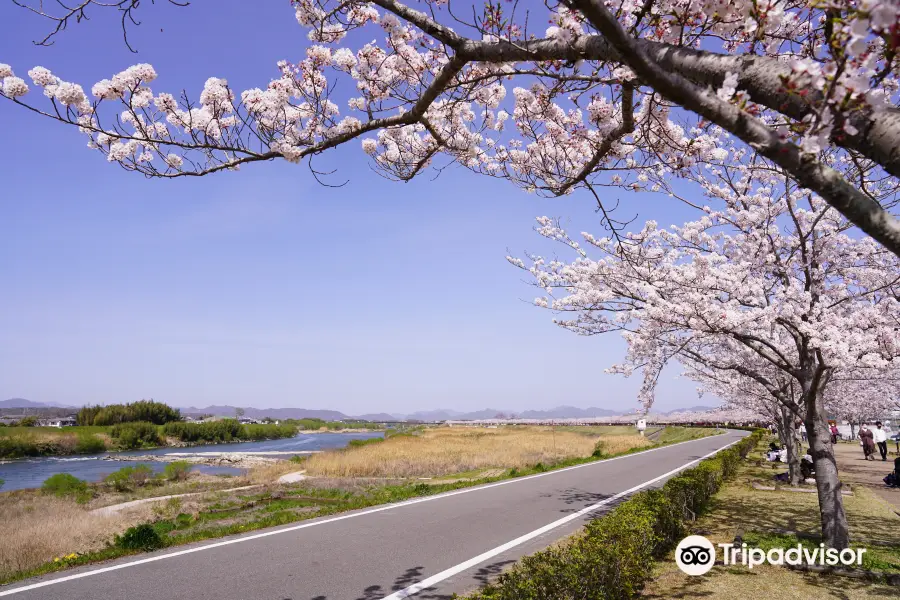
[0,425,719,586]
[639,436,900,599]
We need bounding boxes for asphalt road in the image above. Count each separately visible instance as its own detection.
[0,429,747,600]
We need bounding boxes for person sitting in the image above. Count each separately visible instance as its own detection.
[766,442,783,462]
[885,457,900,488]
[800,449,816,480]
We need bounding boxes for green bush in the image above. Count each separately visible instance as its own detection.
[162,420,295,444]
[42,473,90,501]
[0,478,4,489]
[78,400,181,426]
[592,439,609,458]
[16,416,38,427]
[469,430,764,600]
[74,433,106,454]
[163,461,191,481]
[347,437,384,449]
[110,422,162,449]
[105,464,155,491]
[115,523,164,551]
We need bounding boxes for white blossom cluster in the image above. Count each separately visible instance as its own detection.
[514,178,900,412]
[0,0,895,200]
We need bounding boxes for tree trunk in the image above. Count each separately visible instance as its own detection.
[806,401,850,549]
[779,406,802,486]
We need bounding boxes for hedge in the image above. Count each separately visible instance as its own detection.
[469,430,764,600]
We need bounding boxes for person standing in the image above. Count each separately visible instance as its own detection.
[800,422,808,442]
[860,425,876,460]
[874,421,889,461]
[830,422,840,444]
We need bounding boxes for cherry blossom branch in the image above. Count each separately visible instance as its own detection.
[10,0,189,52]
[565,0,900,257]
[557,82,634,196]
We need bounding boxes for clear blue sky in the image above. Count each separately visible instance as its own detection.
[0,1,717,415]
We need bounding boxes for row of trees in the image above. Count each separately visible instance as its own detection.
[514,167,899,549]
[77,400,182,426]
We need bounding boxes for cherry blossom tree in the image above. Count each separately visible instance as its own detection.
[510,179,900,548]
[2,0,900,254]
[824,376,899,435]
[689,364,807,485]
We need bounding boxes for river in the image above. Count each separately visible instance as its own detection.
[0,431,384,492]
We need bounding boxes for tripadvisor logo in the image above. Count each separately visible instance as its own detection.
[675,535,867,576]
[675,535,716,575]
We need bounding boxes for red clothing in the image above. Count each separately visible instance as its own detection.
[860,429,876,454]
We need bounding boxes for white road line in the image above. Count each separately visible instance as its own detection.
[0,432,741,597]
[384,439,741,599]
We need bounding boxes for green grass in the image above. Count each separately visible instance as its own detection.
[653,426,720,444]
[0,426,110,437]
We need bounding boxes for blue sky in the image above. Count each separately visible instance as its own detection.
[0,1,716,415]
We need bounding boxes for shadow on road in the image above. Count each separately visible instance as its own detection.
[306,565,455,600]
[554,487,612,514]
[303,558,524,600]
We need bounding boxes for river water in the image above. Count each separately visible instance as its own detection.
[0,431,383,492]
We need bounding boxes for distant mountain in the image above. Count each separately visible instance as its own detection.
[518,406,621,419]
[393,409,465,421]
[0,398,75,409]
[354,413,399,422]
[180,405,352,421]
[173,403,721,422]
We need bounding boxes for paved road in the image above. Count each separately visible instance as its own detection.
[0,430,746,600]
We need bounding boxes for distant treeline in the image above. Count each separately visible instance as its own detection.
[286,418,382,431]
[162,420,296,444]
[77,400,182,426]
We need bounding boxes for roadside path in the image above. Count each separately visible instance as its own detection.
[89,485,264,517]
[1,430,746,600]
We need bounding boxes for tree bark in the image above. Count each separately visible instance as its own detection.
[806,400,851,549]
[565,0,900,257]
[778,406,802,486]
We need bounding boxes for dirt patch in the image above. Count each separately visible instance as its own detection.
[833,442,900,512]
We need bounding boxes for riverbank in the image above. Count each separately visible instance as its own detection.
[107,450,321,468]
[0,422,298,459]
[0,425,718,584]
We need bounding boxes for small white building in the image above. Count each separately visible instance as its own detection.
[39,417,77,428]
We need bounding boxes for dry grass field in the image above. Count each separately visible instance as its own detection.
[0,492,151,578]
[302,426,653,478]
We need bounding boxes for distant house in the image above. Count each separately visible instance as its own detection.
[38,416,77,428]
